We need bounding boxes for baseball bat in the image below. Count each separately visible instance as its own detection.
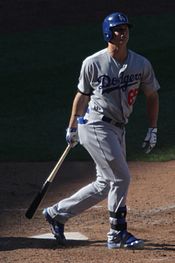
[25,145,71,219]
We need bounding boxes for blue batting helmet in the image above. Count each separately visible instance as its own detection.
[102,12,132,42]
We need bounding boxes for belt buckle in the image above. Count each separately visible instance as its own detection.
[102,116,124,129]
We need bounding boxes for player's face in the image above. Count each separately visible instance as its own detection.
[111,25,129,46]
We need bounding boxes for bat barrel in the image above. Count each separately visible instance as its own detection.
[25,145,71,219]
[25,181,50,219]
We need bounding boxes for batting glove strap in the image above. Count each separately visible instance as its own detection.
[142,128,157,154]
[66,127,79,148]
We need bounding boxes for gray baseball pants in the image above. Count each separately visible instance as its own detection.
[47,120,131,224]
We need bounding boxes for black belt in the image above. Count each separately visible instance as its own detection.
[102,116,125,129]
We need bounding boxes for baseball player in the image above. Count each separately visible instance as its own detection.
[43,12,159,249]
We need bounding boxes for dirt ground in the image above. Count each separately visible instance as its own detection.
[0,160,174,263]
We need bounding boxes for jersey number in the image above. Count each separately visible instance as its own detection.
[128,88,139,106]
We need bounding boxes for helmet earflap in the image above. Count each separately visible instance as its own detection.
[103,28,113,43]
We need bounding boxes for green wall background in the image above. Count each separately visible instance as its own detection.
[0,2,174,161]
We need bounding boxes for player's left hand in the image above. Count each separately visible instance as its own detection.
[142,128,157,154]
[66,127,79,148]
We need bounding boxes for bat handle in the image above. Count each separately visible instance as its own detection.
[47,144,71,182]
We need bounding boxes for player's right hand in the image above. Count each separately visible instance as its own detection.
[66,127,79,148]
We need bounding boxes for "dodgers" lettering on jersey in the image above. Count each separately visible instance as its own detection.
[97,72,142,94]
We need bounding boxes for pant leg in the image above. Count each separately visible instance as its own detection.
[107,129,131,211]
[80,121,131,212]
[48,173,109,224]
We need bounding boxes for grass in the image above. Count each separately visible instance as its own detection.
[0,14,174,161]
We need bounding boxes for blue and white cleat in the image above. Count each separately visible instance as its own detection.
[43,208,66,245]
[107,230,144,249]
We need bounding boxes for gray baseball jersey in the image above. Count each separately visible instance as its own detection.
[78,48,160,124]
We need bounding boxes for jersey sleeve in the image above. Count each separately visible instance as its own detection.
[140,58,160,94]
[77,59,93,95]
